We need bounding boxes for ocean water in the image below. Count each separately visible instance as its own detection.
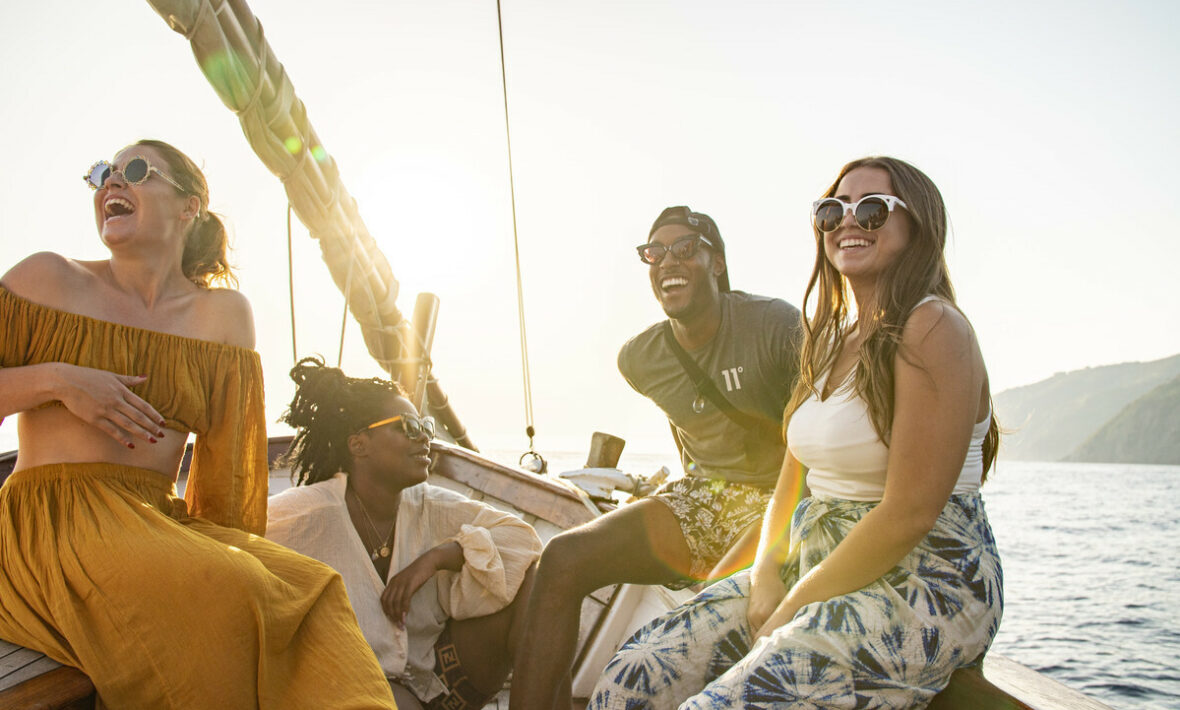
[485,452,1179,710]
[981,461,1180,710]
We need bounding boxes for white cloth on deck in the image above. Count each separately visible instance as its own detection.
[266,473,542,701]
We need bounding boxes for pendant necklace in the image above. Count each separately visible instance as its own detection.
[348,486,395,561]
[692,395,706,413]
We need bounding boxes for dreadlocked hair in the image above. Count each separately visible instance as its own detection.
[279,356,407,486]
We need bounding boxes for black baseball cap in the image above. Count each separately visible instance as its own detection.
[649,206,729,292]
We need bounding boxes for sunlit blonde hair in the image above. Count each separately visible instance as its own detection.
[785,157,999,477]
[134,139,236,288]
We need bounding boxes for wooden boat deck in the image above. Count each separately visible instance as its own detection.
[2,634,1112,710]
[0,443,1112,709]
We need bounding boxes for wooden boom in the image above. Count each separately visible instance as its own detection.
[144,0,475,449]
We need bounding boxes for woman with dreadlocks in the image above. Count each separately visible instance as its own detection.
[267,356,542,710]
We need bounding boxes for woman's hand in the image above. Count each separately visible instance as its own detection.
[381,553,439,628]
[380,541,463,628]
[753,592,802,642]
[746,450,807,635]
[50,363,166,448]
[746,564,788,634]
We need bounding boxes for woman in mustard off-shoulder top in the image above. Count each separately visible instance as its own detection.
[0,140,397,709]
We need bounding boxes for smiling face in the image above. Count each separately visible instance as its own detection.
[823,166,912,293]
[647,224,725,321]
[352,394,433,491]
[92,144,196,253]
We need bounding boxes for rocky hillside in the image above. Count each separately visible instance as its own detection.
[1064,374,1180,464]
[995,354,1180,463]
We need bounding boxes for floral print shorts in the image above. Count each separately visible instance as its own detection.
[650,475,772,588]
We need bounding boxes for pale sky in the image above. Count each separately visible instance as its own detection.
[2,1,1178,460]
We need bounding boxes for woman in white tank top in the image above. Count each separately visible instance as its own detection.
[592,158,1003,709]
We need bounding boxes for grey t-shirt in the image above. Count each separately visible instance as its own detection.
[618,291,802,489]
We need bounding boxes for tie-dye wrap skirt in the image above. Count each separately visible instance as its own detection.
[589,492,1003,709]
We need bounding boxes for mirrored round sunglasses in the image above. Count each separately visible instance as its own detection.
[84,156,185,193]
[811,194,907,233]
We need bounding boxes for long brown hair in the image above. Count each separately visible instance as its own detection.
[134,139,236,288]
[786,157,999,476]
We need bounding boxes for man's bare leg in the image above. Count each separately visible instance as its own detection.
[510,499,691,710]
[704,519,761,582]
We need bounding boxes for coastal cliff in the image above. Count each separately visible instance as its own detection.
[995,354,1180,464]
[1063,374,1180,465]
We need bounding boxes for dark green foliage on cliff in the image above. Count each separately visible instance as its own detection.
[995,354,1180,463]
[1064,374,1180,464]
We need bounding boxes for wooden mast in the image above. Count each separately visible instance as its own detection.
[144,0,475,450]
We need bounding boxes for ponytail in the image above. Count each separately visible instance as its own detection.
[182,210,235,288]
[132,139,236,288]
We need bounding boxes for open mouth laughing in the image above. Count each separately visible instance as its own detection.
[104,197,135,219]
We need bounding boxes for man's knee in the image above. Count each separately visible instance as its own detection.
[533,530,599,598]
[509,561,537,609]
[536,502,691,594]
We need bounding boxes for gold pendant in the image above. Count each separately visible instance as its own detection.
[378,545,392,558]
[692,396,705,413]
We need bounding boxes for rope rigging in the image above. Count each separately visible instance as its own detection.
[287,204,297,364]
[285,204,407,372]
[496,0,545,474]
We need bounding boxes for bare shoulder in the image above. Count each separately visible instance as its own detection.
[194,287,256,349]
[906,298,972,349]
[900,299,978,367]
[0,252,90,303]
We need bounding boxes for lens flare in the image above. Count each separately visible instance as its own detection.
[284,136,303,154]
[200,50,250,105]
[311,145,328,162]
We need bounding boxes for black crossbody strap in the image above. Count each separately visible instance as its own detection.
[662,321,767,432]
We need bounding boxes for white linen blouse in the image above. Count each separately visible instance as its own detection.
[266,473,542,701]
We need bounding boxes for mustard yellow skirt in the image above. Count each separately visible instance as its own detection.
[0,463,397,709]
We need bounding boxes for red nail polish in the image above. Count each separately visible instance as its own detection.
[127,443,135,450]
[149,437,157,444]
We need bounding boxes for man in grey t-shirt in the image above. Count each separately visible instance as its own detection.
[512,206,802,710]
